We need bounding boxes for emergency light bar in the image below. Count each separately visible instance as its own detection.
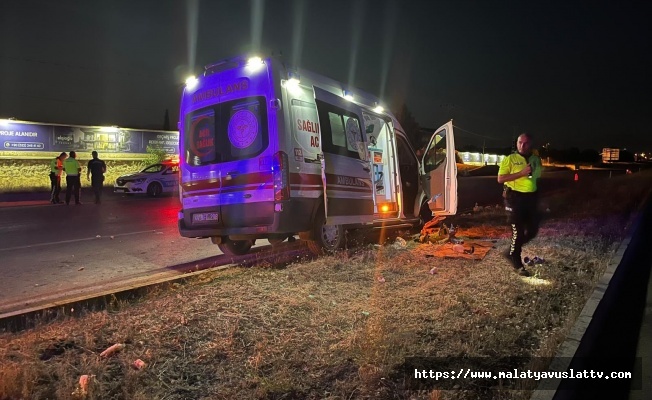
[246,56,264,67]
[185,76,198,89]
[288,70,300,84]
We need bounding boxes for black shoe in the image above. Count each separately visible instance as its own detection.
[503,250,524,269]
[516,267,531,277]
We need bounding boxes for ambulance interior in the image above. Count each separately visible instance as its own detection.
[363,112,397,216]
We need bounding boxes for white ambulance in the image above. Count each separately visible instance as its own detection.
[177,55,457,255]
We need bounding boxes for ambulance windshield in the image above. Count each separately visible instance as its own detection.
[184,96,268,166]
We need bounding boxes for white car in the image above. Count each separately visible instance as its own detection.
[114,161,179,197]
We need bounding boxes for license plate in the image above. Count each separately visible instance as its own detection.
[192,212,219,223]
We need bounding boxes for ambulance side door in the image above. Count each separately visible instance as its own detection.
[420,120,458,216]
[313,86,374,225]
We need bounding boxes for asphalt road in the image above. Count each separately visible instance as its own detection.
[0,191,279,315]
[0,169,619,316]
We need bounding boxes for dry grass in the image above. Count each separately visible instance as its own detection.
[1,172,650,400]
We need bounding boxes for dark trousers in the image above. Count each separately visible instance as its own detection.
[49,173,61,202]
[91,176,104,203]
[65,175,81,204]
[504,190,540,259]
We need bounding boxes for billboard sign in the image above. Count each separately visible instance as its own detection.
[0,122,179,155]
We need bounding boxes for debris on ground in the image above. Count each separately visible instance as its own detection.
[72,374,95,397]
[99,343,125,358]
[418,215,447,243]
[392,237,407,249]
[132,359,147,370]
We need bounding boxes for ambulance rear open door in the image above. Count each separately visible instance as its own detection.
[313,86,375,225]
[420,120,458,216]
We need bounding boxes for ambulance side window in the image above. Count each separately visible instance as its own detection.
[423,131,447,173]
[317,100,365,160]
[329,112,346,148]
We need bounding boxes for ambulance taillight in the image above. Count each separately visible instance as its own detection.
[273,151,290,202]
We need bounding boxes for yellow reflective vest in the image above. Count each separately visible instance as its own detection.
[63,158,81,176]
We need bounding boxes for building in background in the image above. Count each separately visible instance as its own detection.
[601,148,620,163]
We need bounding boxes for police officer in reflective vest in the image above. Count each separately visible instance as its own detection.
[497,133,542,276]
[49,152,67,204]
[64,151,83,205]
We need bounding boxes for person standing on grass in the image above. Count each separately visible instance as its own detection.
[87,151,107,204]
[49,152,67,204]
[63,151,82,205]
[497,133,542,276]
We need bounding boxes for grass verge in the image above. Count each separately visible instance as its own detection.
[1,172,651,400]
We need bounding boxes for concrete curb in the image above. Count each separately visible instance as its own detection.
[529,189,652,400]
[0,241,309,332]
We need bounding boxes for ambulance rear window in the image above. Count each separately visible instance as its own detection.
[184,96,268,166]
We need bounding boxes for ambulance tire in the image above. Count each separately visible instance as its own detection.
[218,239,253,256]
[307,212,344,255]
[419,201,433,227]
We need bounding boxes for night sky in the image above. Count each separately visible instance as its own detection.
[1,0,650,152]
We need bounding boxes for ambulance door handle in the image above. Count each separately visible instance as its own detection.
[362,166,370,172]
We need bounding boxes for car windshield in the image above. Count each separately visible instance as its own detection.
[141,164,165,173]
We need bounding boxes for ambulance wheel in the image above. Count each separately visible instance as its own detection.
[218,239,253,256]
[147,182,163,197]
[419,202,433,226]
[307,212,344,255]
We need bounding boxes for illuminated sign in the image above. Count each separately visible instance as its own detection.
[192,79,250,103]
[0,123,178,154]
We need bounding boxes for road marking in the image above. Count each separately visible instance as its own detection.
[0,229,175,252]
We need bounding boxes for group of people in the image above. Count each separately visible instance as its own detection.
[49,151,107,205]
